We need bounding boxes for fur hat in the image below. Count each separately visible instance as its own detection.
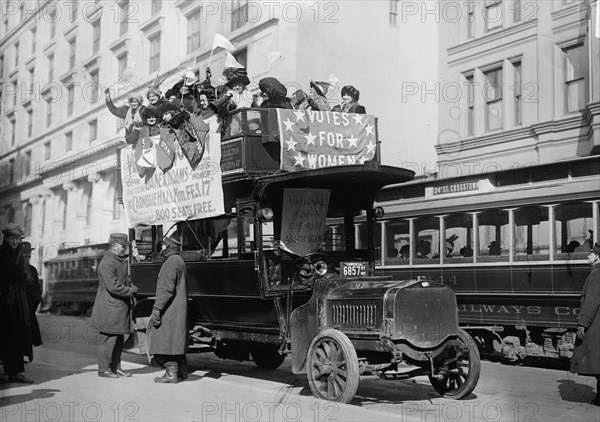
[224,67,250,89]
[2,223,24,237]
[259,77,287,100]
[164,89,178,100]
[157,101,179,117]
[109,233,128,247]
[310,81,331,98]
[127,92,144,105]
[142,104,158,120]
[591,243,600,256]
[146,87,162,99]
[341,85,360,101]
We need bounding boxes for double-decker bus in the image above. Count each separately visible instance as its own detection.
[374,156,600,363]
[42,243,109,315]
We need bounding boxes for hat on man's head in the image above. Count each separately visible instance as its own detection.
[22,241,34,254]
[591,243,600,256]
[310,81,331,98]
[2,223,24,237]
[109,233,128,247]
[341,85,360,101]
[163,236,181,248]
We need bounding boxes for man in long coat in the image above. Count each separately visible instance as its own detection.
[91,233,138,378]
[0,224,41,383]
[571,242,600,406]
[149,236,188,383]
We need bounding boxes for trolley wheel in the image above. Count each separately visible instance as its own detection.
[306,329,359,403]
[429,328,481,399]
[251,345,285,370]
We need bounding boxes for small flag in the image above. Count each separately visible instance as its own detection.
[328,73,339,86]
[224,52,244,69]
[212,33,235,51]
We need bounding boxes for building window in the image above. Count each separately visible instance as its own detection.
[9,117,16,146]
[85,183,93,226]
[484,67,503,131]
[0,54,3,78]
[151,0,162,15]
[25,151,31,174]
[48,53,54,82]
[27,109,33,137]
[31,26,36,54]
[8,159,15,184]
[512,0,521,23]
[28,67,35,91]
[465,74,475,136]
[89,70,99,102]
[48,6,57,38]
[12,81,18,107]
[113,186,121,220]
[389,0,399,26]
[118,53,127,76]
[484,0,503,32]
[564,43,586,113]
[467,1,475,38]
[46,101,52,127]
[187,11,201,54]
[66,131,73,151]
[120,0,129,36]
[69,38,76,69]
[70,2,78,22]
[14,41,19,67]
[44,141,51,160]
[233,49,247,69]
[89,119,97,142]
[67,85,75,116]
[92,19,101,53]
[149,34,161,73]
[231,0,249,31]
[513,61,522,126]
[62,193,68,230]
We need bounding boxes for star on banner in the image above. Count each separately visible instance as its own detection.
[283,118,295,132]
[293,153,305,167]
[293,109,305,122]
[346,134,358,148]
[285,138,298,151]
[358,156,367,164]
[353,114,364,125]
[366,141,376,155]
[365,124,374,135]
[304,132,317,146]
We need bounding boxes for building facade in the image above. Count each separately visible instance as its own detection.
[0,0,439,272]
[436,0,599,173]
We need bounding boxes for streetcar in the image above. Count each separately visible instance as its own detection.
[123,107,481,403]
[374,156,600,363]
[42,242,109,315]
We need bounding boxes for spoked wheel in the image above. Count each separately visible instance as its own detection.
[306,329,359,403]
[251,344,286,369]
[429,328,481,399]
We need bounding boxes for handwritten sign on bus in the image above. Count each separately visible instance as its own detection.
[276,109,378,172]
[280,189,330,256]
[119,130,224,227]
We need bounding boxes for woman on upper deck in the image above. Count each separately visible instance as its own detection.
[331,85,366,114]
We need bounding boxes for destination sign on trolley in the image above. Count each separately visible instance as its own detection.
[426,179,494,198]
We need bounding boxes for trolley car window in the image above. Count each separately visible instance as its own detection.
[444,213,473,262]
[414,216,439,262]
[554,202,594,259]
[385,219,409,263]
[514,206,550,260]
[477,209,509,261]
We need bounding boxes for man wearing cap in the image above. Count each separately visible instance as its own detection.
[149,236,188,383]
[91,233,139,378]
[0,224,39,383]
[570,242,600,406]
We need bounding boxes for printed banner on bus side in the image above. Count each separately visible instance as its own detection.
[120,127,224,227]
[276,109,377,172]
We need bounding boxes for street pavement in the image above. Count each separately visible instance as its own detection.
[0,315,599,422]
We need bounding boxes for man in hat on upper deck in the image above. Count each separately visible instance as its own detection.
[570,242,600,405]
[91,233,139,378]
[148,236,188,383]
[0,224,40,383]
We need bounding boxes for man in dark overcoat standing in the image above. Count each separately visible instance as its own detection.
[149,236,188,383]
[571,242,600,406]
[91,233,138,378]
[0,224,41,383]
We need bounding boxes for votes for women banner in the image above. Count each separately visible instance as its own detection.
[120,120,224,227]
[276,109,378,172]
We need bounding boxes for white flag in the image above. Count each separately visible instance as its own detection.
[224,52,244,69]
[328,73,339,86]
[212,33,235,51]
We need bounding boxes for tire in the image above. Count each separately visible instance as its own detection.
[251,345,286,370]
[306,329,360,404]
[429,328,481,399]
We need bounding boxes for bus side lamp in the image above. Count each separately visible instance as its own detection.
[258,207,274,222]
[374,207,385,220]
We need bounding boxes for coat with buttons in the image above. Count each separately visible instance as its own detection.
[571,265,600,376]
[91,250,135,335]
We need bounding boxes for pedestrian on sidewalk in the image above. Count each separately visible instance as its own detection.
[0,224,41,383]
[570,242,600,406]
[149,236,188,384]
[91,233,139,378]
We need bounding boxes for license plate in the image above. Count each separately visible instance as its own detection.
[340,262,367,277]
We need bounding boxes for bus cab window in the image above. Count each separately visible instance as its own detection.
[240,209,255,255]
[477,210,509,261]
[414,217,439,262]
[554,202,594,259]
[514,206,549,261]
